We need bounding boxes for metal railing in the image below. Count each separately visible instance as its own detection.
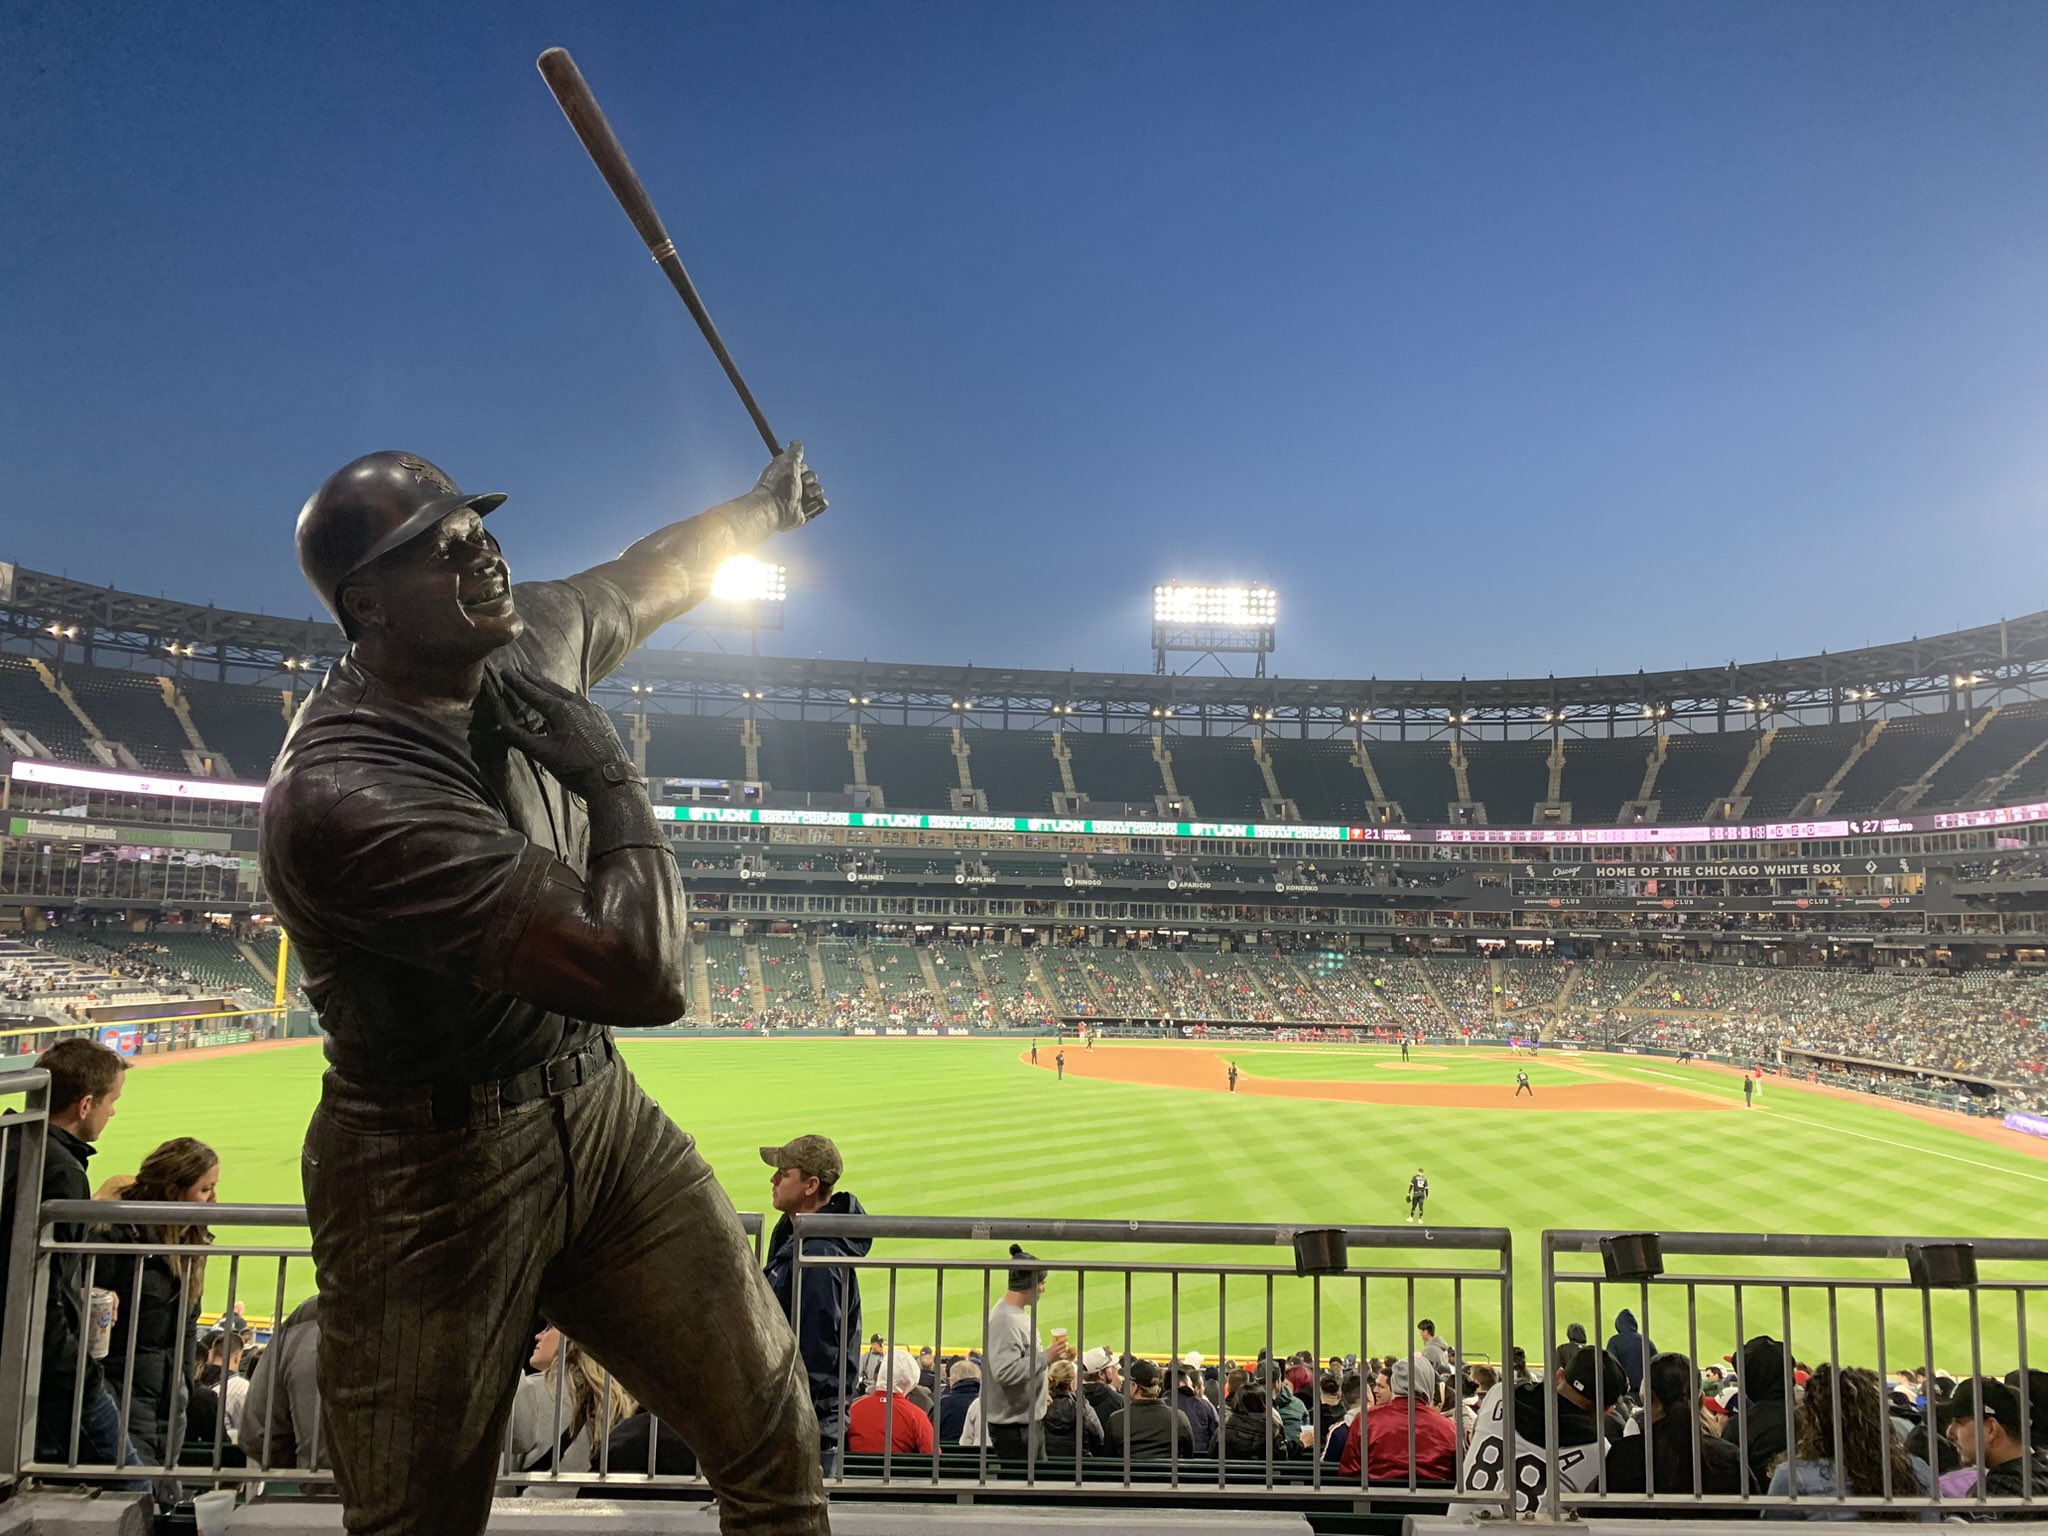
[0,1048,2039,1525]
[28,1199,312,1484]
[0,1068,50,1482]
[790,1212,1518,1512]
[1542,1228,2048,1520]
[0,1158,1517,1511]
[0,1155,766,1498]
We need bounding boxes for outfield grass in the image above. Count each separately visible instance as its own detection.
[87,1037,2048,1374]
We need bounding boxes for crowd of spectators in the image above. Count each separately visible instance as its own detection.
[1414,957,1496,1025]
[507,1321,2048,1514]
[2,926,297,1047]
[674,941,2048,1105]
[1955,854,2048,885]
[21,1040,2048,1519]
[813,1311,2048,1519]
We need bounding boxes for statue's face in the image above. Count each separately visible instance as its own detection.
[344,509,524,660]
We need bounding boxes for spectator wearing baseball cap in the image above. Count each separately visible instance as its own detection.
[2007,1369,2048,1435]
[1554,1321,1589,1374]
[1078,1346,1124,1434]
[1948,1376,2048,1511]
[1104,1358,1194,1460]
[759,1134,868,1462]
[1463,1343,1625,1512]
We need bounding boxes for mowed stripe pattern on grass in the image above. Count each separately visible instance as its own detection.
[85,1038,2048,1368]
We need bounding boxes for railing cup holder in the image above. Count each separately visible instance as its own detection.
[1293,1227,1348,1276]
[1906,1242,1977,1289]
[1599,1232,1665,1282]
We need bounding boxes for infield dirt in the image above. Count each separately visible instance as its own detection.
[1034,1042,1730,1112]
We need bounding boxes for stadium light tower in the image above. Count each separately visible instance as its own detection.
[689,555,788,656]
[1152,583,1278,676]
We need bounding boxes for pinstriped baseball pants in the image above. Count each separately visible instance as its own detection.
[302,1049,827,1535]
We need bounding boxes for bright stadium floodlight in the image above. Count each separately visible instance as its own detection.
[696,556,788,652]
[710,556,788,604]
[1151,582,1279,676]
[1152,583,1278,627]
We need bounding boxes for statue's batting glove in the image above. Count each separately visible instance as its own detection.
[485,667,642,802]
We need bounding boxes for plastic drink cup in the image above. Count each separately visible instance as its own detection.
[194,1489,236,1536]
[87,1288,115,1359]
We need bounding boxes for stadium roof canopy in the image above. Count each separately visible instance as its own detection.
[3,564,2046,735]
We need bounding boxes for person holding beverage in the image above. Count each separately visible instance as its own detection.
[4,1039,143,1476]
[102,1138,221,1462]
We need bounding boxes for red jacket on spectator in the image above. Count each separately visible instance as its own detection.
[846,1390,935,1456]
[1341,1395,1457,1483]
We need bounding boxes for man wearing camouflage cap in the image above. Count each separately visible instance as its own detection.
[761,1135,870,1467]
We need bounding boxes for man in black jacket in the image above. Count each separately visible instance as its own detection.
[1168,1361,1220,1454]
[1728,1327,1794,1499]
[1104,1359,1193,1459]
[27,1040,139,1469]
[1722,1335,1797,1493]
[759,1135,867,1464]
[935,1360,981,1444]
[1079,1348,1125,1436]
[1947,1376,2048,1511]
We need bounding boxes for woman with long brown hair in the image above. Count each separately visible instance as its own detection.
[1765,1364,1937,1519]
[509,1325,639,1495]
[101,1138,219,1462]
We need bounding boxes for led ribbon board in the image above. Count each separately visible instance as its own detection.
[654,805,1348,841]
[12,760,2048,847]
[10,759,266,804]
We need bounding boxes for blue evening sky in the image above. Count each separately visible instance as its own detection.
[3,1,2044,681]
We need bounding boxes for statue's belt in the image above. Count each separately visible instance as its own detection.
[429,1029,613,1131]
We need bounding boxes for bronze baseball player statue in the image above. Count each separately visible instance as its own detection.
[260,445,829,1534]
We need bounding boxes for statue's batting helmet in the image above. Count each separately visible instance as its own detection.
[295,451,506,622]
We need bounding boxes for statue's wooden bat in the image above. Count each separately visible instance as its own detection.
[537,46,784,458]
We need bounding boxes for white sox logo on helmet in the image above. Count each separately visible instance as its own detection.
[396,455,457,496]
